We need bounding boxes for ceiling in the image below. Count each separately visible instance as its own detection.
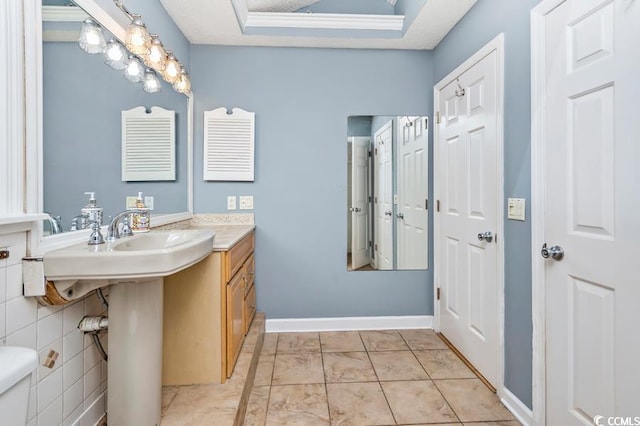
[160,0,477,50]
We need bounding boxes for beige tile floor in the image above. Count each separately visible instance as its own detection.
[244,330,521,426]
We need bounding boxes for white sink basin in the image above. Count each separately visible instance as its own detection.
[43,229,214,281]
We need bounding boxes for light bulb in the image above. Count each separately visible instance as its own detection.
[123,56,144,83]
[173,69,191,94]
[125,16,151,56]
[104,39,127,70]
[162,53,181,84]
[78,19,106,54]
[143,69,162,93]
[144,36,167,71]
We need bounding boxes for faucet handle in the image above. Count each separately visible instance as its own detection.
[87,221,105,245]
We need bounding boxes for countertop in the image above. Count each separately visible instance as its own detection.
[190,224,255,251]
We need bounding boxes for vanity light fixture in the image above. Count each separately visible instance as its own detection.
[123,55,144,83]
[143,69,162,93]
[104,39,128,70]
[78,19,106,54]
[173,68,191,94]
[125,15,151,56]
[144,36,167,71]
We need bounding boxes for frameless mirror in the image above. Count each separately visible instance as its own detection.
[347,115,429,271]
[41,1,189,235]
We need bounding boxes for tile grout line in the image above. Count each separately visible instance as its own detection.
[359,330,400,425]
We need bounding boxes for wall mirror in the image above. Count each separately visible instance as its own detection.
[40,0,190,236]
[347,115,429,271]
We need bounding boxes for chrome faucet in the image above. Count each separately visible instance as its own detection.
[87,221,104,245]
[106,209,144,242]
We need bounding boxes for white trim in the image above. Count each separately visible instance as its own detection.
[266,315,433,333]
[500,386,534,426]
[72,0,129,42]
[530,1,563,425]
[433,33,505,395]
[42,5,88,22]
[245,12,404,31]
[72,391,106,426]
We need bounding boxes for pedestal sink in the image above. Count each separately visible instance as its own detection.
[43,229,215,425]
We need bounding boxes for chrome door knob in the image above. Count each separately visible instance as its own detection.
[384,211,392,216]
[541,243,564,261]
[477,231,493,243]
[350,207,361,213]
[396,212,404,219]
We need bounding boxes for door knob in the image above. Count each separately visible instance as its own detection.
[350,207,361,213]
[541,243,564,261]
[396,212,404,219]
[384,211,392,216]
[477,231,493,243]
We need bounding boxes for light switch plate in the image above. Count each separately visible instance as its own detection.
[239,196,254,210]
[227,196,237,210]
[126,196,137,209]
[507,198,526,221]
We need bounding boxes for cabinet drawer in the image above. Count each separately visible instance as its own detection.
[243,284,256,335]
[224,232,254,282]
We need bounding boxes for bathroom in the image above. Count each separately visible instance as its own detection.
[1,0,638,425]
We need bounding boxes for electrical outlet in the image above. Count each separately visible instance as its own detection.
[227,196,237,210]
[239,196,254,210]
[144,196,154,210]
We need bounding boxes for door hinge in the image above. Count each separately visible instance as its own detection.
[436,200,440,212]
[368,241,372,248]
[425,199,428,210]
[368,150,372,157]
[368,196,372,202]
[437,287,441,300]
[374,196,378,204]
[436,111,441,124]
[374,148,378,156]
[374,244,378,251]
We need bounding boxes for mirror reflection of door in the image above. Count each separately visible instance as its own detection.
[347,115,429,271]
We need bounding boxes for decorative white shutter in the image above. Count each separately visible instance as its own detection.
[122,106,175,181]
[203,107,255,181]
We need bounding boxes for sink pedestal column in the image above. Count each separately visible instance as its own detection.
[108,278,163,426]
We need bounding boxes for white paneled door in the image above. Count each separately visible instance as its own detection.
[435,39,502,388]
[350,137,370,270]
[374,121,394,270]
[540,0,640,423]
[397,116,429,270]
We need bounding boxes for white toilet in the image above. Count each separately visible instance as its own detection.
[0,346,38,425]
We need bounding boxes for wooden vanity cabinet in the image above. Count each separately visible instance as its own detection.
[163,230,255,385]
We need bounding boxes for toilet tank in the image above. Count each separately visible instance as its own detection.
[0,347,38,425]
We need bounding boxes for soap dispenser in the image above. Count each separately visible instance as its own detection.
[131,192,150,233]
[81,192,103,226]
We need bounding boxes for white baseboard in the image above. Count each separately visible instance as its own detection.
[500,386,533,426]
[265,315,433,333]
[72,391,106,426]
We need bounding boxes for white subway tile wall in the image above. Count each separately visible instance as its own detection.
[0,232,108,426]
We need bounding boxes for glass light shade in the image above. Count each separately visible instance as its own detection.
[173,69,191,94]
[123,56,144,83]
[78,19,106,54]
[143,36,167,71]
[162,53,181,84]
[125,17,151,56]
[143,70,162,93]
[104,39,127,70]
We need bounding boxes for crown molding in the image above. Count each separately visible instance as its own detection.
[245,12,404,31]
[42,5,88,22]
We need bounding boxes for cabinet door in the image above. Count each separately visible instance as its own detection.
[226,271,245,377]
[244,283,256,335]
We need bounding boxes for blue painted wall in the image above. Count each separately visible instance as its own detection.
[433,0,540,409]
[192,46,434,319]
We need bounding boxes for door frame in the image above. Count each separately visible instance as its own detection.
[433,33,505,397]
[530,1,566,425]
